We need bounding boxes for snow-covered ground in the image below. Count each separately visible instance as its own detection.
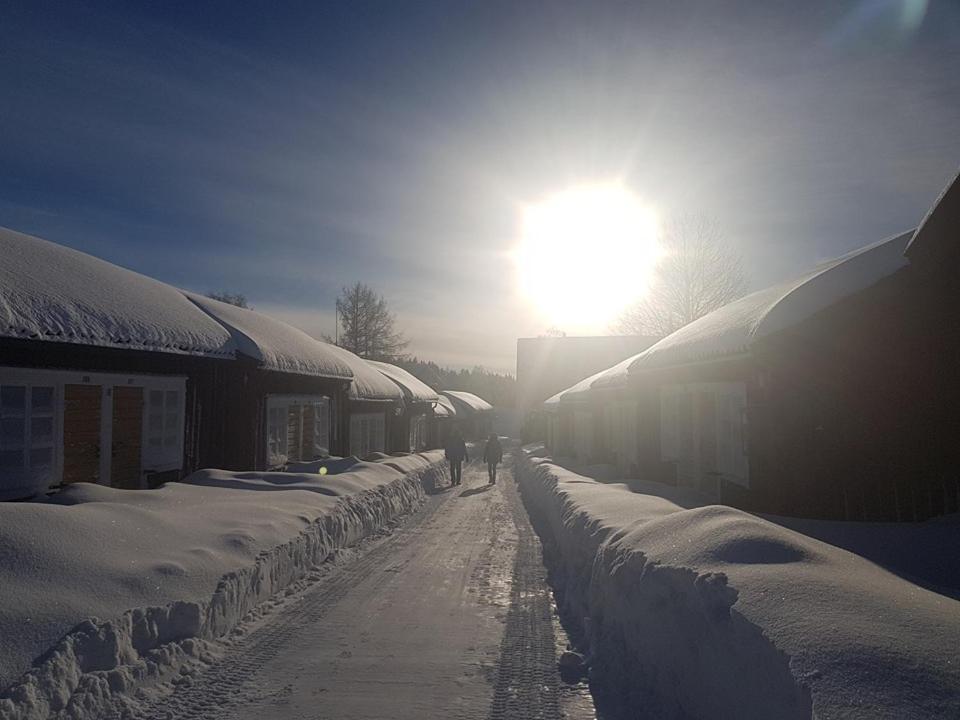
[516,449,960,720]
[0,452,446,720]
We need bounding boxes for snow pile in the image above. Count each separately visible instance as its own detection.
[0,227,235,357]
[516,454,960,720]
[184,292,353,379]
[0,451,446,720]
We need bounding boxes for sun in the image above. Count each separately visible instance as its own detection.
[514,183,660,330]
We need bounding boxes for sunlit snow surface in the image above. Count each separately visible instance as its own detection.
[0,227,234,357]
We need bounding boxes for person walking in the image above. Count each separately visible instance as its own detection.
[483,433,502,484]
[445,429,468,486]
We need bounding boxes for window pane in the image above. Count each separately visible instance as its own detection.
[29,447,52,468]
[148,413,163,433]
[0,449,24,470]
[149,390,164,408]
[31,387,54,414]
[31,417,53,444]
[1,418,25,447]
[149,436,162,447]
[163,434,178,448]
[1,387,26,415]
[164,413,178,431]
[165,390,179,407]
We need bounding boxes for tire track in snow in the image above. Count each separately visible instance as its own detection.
[485,458,565,720]
[122,494,453,720]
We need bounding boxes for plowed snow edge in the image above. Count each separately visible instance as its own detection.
[515,454,812,720]
[0,460,447,720]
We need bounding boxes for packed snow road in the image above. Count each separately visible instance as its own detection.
[125,454,595,720]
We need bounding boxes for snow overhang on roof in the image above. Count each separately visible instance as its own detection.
[185,293,353,379]
[905,169,960,262]
[366,361,439,403]
[0,228,236,357]
[324,345,404,401]
[626,229,914,373]
[434,394,457,417]
[441,390,493,413]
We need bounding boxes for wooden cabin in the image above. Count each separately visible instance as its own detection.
[0,228,237,499]
[606,230,921,518]
[184,293,354,469]
[325,346,404,457]
[0,228,363,500]
[366,361,439,452]
[428,394,457,449]
[440,391,494,440]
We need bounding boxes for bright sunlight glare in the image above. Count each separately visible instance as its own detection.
[514,184,661,329]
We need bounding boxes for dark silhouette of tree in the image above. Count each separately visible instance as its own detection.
[206,291,250,308]
[399,357,516,408]
[617,214,746,337]
[327,282,408,361]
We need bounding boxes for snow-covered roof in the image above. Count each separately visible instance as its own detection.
[185,293,353,379]
[323,346,403,401]
[545,368,610,406]
[433,394,457,417]
[905,169,960,261]
[0,227,235,357]
[628,230,913,371]
[441,390,493,413]
[367,361,439,403]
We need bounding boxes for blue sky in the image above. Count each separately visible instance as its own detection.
[2,1,959,371]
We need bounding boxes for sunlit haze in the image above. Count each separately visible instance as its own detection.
[2,1,960,370]
[515,185,659,330]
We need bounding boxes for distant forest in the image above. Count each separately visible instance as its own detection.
[398,358,516,409]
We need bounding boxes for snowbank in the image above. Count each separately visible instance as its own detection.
[0,452,446,720]
[516,454,960,720]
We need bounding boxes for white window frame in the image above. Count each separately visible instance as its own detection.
[1,381,59,499]
[0,367,186,496]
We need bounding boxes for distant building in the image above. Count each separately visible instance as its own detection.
[516,335,656,415]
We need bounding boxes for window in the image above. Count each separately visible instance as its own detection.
[408,414,426,452]
[266,395,330,468]
[266,404,288,467]
[0,384,56,491]
[661,382,749,489]
[350,412,385,456]
[144,387,183,470]
[313,398,330,457]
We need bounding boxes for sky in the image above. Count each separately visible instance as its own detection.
[2,0,959,372]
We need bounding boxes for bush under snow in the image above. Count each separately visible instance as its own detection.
[0,452,447,720]
[515,452,960,720]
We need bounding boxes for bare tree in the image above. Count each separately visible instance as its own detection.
[206,291,250,309]
[326,282,408,361]
[617,214,746,337]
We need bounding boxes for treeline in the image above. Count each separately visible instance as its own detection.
[398,358,516,409]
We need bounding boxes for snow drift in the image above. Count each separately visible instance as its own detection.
[515,452,960,720]
[0,452,447,720]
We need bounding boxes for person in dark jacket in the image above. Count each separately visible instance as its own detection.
[445,430,468,486]
[483,433,503,484]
